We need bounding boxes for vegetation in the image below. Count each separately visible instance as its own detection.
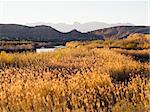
[66,33,150,49]
[0,45,149,111]
[113,49,150,62]
[0,33,149,111]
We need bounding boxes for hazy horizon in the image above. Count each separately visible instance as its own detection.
[0,0,149,26]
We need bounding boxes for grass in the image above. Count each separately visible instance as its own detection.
[0,45,149,111]
[66,33,150,50]
[113,49,150,62]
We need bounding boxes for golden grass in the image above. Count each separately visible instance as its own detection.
[66,33,150,49]
[0,47,149,111]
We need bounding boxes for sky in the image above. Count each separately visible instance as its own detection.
[0,0,149,25]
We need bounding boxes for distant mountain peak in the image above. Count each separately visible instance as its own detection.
[26,22,134,33]
[73,22,80,25]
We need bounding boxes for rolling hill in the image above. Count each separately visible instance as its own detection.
[90,26,150,40]
[0,24,149,42]
[0,24,102,42]
[26,22,134,32]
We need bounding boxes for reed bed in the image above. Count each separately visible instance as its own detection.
[0,47,149,112]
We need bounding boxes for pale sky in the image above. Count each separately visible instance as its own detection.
[0,0,149,25]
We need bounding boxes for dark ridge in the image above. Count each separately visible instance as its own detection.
[0,24,149,42]
[90,26,150,39]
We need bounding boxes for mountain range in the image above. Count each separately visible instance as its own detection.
[26,22,134,33]
[0,24,150,43]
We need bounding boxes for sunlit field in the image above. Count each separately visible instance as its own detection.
[0,42,150,112]
[66,33,150,50]
[0,0,149,111]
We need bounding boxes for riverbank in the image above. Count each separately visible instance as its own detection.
[0,40,66,53]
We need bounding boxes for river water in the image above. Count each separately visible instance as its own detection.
[36,45,66,53]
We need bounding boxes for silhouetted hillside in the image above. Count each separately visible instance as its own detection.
[0,24,102,42]
[0,24,149,42]
[90,26,150,39]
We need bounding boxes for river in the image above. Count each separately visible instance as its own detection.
[36,45,66,53]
